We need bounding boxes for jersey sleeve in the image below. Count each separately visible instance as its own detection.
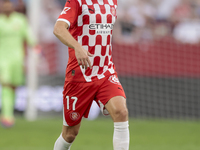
[57,0,80,28]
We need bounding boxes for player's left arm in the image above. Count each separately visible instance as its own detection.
[54,0,93,69]
[54,21,93,69]
[22,15,37,47]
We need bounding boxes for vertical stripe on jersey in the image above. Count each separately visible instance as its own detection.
[97,0,104,5]
[108,0,114,5]
[77,0,82,6]
[85,0,93,5]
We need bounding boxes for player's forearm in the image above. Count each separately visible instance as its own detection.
[26,28,37,47]
[53,21,81,50]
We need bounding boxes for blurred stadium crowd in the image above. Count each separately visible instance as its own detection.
[115,0,200,44]
[1,0,200,45]
[114,0,200,44]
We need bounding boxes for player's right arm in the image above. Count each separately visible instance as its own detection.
[53,21,93,69]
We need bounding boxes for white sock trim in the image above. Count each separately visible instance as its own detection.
[54,134,72,150]
[114,121,129,129]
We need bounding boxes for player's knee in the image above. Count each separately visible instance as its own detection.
[62,131,79,143]
[113,107,128,121]
[66,134,76,143]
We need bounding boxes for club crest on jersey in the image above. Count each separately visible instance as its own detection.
[70,112,80,121]
[110,6,116,16]
[108,75,121,85]
[61,7,71,15]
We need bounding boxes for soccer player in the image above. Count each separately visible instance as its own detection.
[0,0,35,127]
[53,0,129,149]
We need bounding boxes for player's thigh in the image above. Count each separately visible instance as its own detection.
[95,74,127,117]
[12,60,24,86]
[0,61,12,84]
[63,81,97,126]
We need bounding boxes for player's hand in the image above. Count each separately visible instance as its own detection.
[74,46,93,69]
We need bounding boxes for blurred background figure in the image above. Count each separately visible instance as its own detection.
[0,0,35,128]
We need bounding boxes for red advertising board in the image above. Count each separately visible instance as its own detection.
[113,38,200,77]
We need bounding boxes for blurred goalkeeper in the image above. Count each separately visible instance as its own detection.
[0,0,35,128]
[53,0,129,149]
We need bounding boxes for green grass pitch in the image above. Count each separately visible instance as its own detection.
[0,117,200,150]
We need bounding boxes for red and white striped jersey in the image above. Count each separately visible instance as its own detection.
[57,0,117,82]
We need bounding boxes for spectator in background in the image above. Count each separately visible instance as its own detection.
[114,0,156,44]
[39,0,62,44]
[156,0,181,20]
[172,0,200,44]
[196,0,200,17]
[15,0,26,14]
[113,0,200,44]
[9,0,26,14]
[0,0,35,128]
[38,0,66,75]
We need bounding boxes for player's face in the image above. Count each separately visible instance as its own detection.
[2,1,14,15]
